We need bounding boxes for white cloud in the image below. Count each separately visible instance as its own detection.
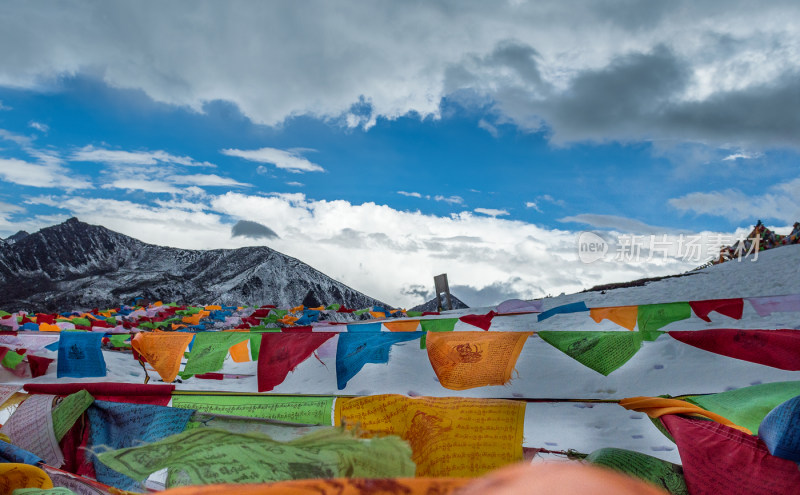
[0,129,32,146]
[2,3,799,151]
[525,201,542,212]
[669,177,800,224]
[477,119,498,137]
[0,101,10,111]
[70,146,213,167]
[0,157,88,190]
[102,178,181,194]
[168,173,251,188]
[397,191,422,198]
[28,121,49,133]
[286,181,304,187]
[23,190,715,307]
[474,207,509,217]
[434,195,464,205]
[221,147,324,173]
[559,213,685,234]
[723,151,762,161]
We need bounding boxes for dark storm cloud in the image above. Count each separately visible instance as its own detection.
[231,220,279,239]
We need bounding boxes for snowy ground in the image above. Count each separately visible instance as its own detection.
[2,245,799,465]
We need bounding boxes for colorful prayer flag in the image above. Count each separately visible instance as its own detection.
[426,331,531,390]
[669,329,800,370]
[57,332,106,378]
[336,332,421,390]
[538,331,644,375]
[335,394,525,477]
[257,332,336,392]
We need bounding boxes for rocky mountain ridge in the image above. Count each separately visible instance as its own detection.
[0,218,387,312]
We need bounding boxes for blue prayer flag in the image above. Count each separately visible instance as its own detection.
[537,301,589,322]
[57,331,106,378]
[87,400,195,491]
[346,322,382,333]
[336,331,422,390]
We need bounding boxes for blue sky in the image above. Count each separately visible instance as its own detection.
[0,1,798,307]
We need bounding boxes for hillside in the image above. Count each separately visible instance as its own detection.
[0,218,386,311]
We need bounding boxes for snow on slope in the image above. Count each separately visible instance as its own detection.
[2,244,799,465]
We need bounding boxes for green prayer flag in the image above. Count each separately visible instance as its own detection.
[170,395,334,425]
[108,334,131,348]
[406,311,423,317]
[586,448,688,495]
[105,317,117,326]
[183,332,251,375]
[0,310,9,317]
[1,349,24,370]
[326,304,341,311]
[249,334,261,361]
[637,303,691,332]
[538,331,644,375]
[685,381,800,433]
[97,427,415,486]
[354,309,369,316]
[419,318,458,349]
[187,413,330,442]
[273,309,288,318]
[71,317,91,327]
[52,389,94,441]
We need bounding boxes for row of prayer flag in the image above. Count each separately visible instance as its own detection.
[3,293,800,335]
[7,327,799,388]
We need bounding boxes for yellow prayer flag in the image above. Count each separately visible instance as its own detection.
[589,306,638,331]
[0,464,53,491]
[426,331,532,390]
[132,332,194,383]
[335,394,526,477]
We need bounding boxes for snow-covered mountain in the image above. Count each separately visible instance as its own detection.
[0,218,387,312]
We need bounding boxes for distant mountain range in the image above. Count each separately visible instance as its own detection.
[0,218,387,312]
[410,294,470,312]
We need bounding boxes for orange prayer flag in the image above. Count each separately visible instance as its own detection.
[204,305,222,311]
[159,478,471,495]
[131,332,194,383]
[38,322,61,332]
[278,316,299,325]
[426,331,532,390]
[335,394,526,477]
[228,339,250,363]
[589,306,638,331]
[384,320,420,332]
[154,301,163,306]
[368,311,386,319]
[309,305,326,311]
[619,396,752,434]
[290,305,304,313]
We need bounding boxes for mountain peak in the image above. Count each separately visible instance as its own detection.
[0,219,386,312]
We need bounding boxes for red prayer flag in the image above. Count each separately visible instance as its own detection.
[458,311,497,331]
[669,329,800,370]
[24,382,176,406]
[689,298,744,322]
[280,325,313,333]
[257,332,336,392]
[28,354,54,377]
[661,414,800,495]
